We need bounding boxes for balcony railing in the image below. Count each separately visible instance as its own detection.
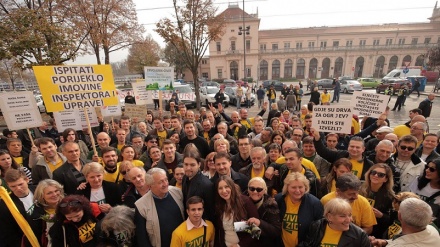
[219,43,438,55]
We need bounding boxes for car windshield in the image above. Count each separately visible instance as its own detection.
[175,86,192,93]
[207,87,219,94]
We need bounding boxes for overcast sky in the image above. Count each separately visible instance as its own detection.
[68,0,437,65]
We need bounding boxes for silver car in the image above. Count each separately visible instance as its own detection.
[340,80,363,93]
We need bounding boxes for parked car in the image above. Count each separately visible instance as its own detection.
[340,80,363,93]
[358,78,379,88]
[376,79,412,95]
[163,84,197,110]
[262,80,285,91]
[199,86,230,107]
[224,87,255,106]
[200,81,220,88]
[317,79,334,89]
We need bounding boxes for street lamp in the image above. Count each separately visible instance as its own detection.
[238,0,250,81]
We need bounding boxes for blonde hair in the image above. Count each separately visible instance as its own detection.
[34,179,64,207]
[214,138,230,152]
[82,162,105,177]
[324,198,352,217]
[248,177,268,194]
[282,172,310,195]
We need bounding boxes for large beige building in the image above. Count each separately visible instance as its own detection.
[206,2,440,81]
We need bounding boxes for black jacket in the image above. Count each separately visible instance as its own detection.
[182,171,215,221]
[299,218,370,247]
[210,169,249,193]
[309,91,320,105]
[253,194,281,247]
[418,98,433,118]
[52,159,88,195]
[415,146,440,164]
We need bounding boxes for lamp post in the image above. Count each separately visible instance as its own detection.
[238,0,250,81]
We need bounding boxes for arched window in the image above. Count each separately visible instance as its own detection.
[415,55,424,66]
[309,58,318,79]
[333,57,343,78]
[402,55,412,66]
[388,56,398,73]
[321,58,330,78]
[355,57,364,78]
[272,60,280,79]
[259,60,268,80]
[374,56,385,78]
[284,59,293,79]
[296,58,305,79]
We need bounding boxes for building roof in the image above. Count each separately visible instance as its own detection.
[259,22,440,38]
[218,4,259,22]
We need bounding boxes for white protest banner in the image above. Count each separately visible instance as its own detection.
[100,105,122,117]
[132,80,150,105]
[144,67,174,90]
[33,65,119,112]
[124,104,147,119]
[312,105,352,134]
[54,108,99,132]
[352,91,388,118]
[0,91,43,129]
[151,90,195,101]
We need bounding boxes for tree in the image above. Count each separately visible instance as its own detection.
[163,42,188,79]
[156,0,226,109]
[68,0,145,64]
[126,36,161,78]
[0,0,89,68]
[0,59,21,89]
[111,61,130,76]
[427,46,440,71]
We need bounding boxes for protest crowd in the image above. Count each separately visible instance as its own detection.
[1,78,440,247]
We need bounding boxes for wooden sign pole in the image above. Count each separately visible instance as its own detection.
[26,128,35,147]
[158,90,163,111]
[83,108,97,156]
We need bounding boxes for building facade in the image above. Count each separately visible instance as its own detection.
[207,3,440,81]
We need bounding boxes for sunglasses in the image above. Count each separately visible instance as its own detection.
[121,169,130,175]
[399,145,415,151]
[370,170,387,178]
[60,200,81,208]
[248,186,264,192]
[425,165,437,173]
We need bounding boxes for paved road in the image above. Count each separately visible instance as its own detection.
[1,83,439,133]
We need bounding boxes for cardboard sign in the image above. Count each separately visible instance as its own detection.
[54,108,99,132]
[124,104,147,119]
[144,67,174,90]
[352,91,388,118]
[312,105,352,134]
[99,105,122,117]
[33,65,119,112]
[132,81,149,105]
[0,91,43,129]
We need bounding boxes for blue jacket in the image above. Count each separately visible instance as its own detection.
[275,193,324,246]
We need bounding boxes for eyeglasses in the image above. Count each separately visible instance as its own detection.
[149,140,158,143]
[370,170,387,178]
[425,165,437,172]
[60,200,81,208]
[399,145,415,151]
[248,186,264,192]
[292,134,303,137]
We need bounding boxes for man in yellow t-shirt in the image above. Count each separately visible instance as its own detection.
[321,173,376,234]
[320,89,331,105]
[101,147,123,183]
[170,196,215,247]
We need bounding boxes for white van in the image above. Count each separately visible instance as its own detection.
[382,68,421,82]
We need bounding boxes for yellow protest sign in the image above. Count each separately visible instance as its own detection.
[33,65,119,112]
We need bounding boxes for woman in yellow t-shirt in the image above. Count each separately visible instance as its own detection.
[118,145,144,168]
[300,198,370,246]
[275,172,323,247]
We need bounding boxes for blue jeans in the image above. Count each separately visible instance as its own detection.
[237,96,242,108]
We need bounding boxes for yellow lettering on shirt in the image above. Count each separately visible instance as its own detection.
[321,225,342,247]
[387,222,402,239]
[350,159,363,179]
[367,198,376,207]
[78,220,96,243]
[157,130,168,148]
[282,197,300,247]
[186,235,208,247]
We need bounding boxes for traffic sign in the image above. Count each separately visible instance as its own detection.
[403,67,409,74]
